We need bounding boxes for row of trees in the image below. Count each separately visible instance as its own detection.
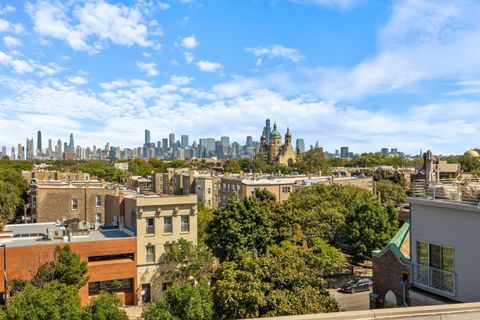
[0,159,32,227]
[2,246,128,320]
[141,183,399,319]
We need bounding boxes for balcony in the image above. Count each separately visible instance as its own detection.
[411,262,456,296]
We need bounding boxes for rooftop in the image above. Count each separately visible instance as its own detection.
[411,178,480,206]
[1,222,132,247]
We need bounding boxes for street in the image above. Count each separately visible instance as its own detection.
[329,289,370,312]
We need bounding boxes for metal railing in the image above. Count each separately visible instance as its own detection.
[411,262,456,296]
[412,178,480,205]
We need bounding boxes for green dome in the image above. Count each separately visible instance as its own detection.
[270,122,282,139]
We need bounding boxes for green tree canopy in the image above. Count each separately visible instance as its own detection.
[32,245,88,288]
[82,292,128,320]
[375,179,407,207]
[6,281,83,320]
[141,281,213,320]
[159,239,214,285]
[295,147,330,174]
[223,160,241,173]
[205,197,275,262]
[211,244,339,319]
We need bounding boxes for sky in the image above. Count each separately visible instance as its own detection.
[0,0,480,155]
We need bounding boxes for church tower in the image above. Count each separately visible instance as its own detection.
[269,122,282,162]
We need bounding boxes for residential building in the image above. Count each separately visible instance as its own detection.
[372,176,480,308]
[28,180,116,225]
[22,170,91,182]
[127,176,152,193]
[0,221,137,306]
[195,175,221,208]
[106,192,197,304]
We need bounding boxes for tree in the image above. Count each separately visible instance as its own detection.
[32,245,88,288]
[295,147,330,174]
[309,238,348,275]
[142,281,213,320]
[375,180,407,207]
[6,281,83,320]
[0,180,22,226]
[83,292,128,320]
[211,244,339,319]
[198,205,214,244]
[159,239,214,285]
[205,197,275,262]
[340,201,398,261]
[223,160,241,173]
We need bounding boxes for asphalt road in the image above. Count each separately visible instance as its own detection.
[329,289,370,312]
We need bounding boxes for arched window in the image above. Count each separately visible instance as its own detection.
[384,290,397,308]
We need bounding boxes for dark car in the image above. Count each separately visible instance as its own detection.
[340,278,373,293]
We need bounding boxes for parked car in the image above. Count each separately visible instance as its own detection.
[340,278,373,293]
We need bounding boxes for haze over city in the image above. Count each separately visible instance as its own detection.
[1,1,479,154]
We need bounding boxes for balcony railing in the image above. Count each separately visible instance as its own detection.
[412,179,480,205]
[411,262,456,296]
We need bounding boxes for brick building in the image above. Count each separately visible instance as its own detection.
[29,180,116,225]
[0,222,137,306]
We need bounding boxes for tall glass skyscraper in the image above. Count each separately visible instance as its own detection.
[145,129,151,145]
[181,135,189,148]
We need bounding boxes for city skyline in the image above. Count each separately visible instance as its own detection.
[1,1,480,154]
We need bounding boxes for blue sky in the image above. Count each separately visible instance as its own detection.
[0,0,480,155]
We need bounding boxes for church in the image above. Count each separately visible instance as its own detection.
[256,122,297,166]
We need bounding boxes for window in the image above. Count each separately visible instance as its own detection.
[282,186,291,193]
[416,241,455,293]
[88,253,134,262]
[146,245,155,263]
[162,282,172,291]
[181,216,190,233]
[72,198,78,210]
[88,278,133,296]
[146,217,155,235]
[95,195,102,207]
[208,188,211,194]
[164,216,172,233]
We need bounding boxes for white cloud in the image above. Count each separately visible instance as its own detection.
[136,61,159,77]
[170,75,193,86]
[184,52,195,64]
[288,0,360,9]
[3,36,22,47]
[0,19,9,32]
[182,36,198,49]
[158,2,170,10]
[67,75,88,85]
[26,0,152,53]
[247,44,303,62]
[0,5,15,15]
[197,60,223,73]
[1,74,479,155]
[305,0,480,100]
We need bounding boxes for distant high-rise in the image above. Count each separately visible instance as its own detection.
[199,138,215,157]
[381,148,389,156]
[162,138,169,153]
[169,133,175,150]
[340,146,349,159]
[69,133,75,153]
[246,136,253,147]
[64,142,68,153]
[145,129,151,145]
[295,139,305,154]
[264,119,271,143]
[26,138,34,159]
[1,145,6,158]
[37,130,42,154]
[181,135,189,148]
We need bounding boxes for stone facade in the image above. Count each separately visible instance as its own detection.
[257,122,297,166]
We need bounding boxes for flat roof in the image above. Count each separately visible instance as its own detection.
[2,223,132,247]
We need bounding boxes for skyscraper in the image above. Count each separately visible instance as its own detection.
[69,133,75,153]
[37,130,42,154]
[1,145,6,158]
[246,136,253,147]
[162,138,168,153]
[264,119,271,143]
[296,139,305,154]
[181,135,189,148]
[169,133,175,150]
[145,129,151,145]
[340,147,349,159]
